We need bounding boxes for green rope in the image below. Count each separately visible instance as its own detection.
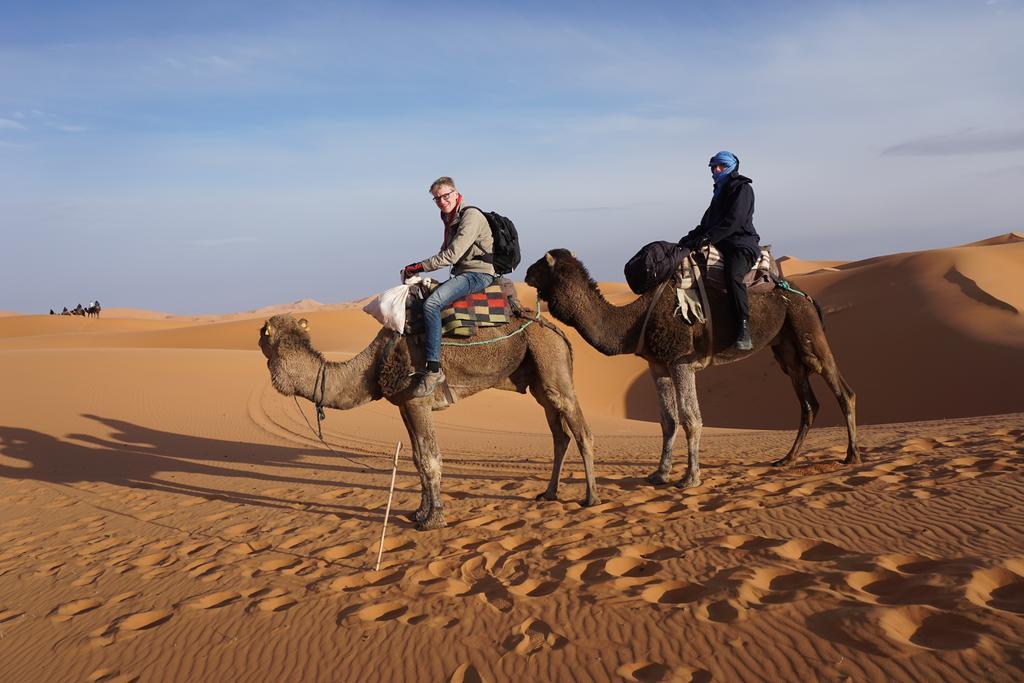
[776,278,810,298]
[441,319,535,347]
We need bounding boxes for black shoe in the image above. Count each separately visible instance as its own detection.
[734,319,753,351]
[411,369,446,398]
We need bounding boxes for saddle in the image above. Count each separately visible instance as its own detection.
[405,277,520,337]
[673,244,780,324]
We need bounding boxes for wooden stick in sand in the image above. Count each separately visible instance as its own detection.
[374,441,402,571]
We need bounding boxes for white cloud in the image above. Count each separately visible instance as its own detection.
[0,118,27,130]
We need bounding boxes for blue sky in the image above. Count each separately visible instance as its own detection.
[2,0,1022,314]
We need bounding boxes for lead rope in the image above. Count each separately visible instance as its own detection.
[692,245,715,368]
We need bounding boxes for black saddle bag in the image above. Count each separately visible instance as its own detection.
[624,241,690,294]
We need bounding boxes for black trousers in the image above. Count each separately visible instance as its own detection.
[723,248,756,322]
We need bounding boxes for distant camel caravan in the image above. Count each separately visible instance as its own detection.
[526,249,859,488]
[259,312,599,530]
[51,301,101,317]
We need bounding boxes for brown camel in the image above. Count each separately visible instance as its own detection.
[259,312,598,530]
[525,249,859,489]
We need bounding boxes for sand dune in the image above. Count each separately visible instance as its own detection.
[0,235,1022,682]
[776,255,847,275]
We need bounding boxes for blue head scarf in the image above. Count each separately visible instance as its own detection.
[709,151,738,195]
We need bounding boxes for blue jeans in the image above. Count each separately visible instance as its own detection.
[423,271,495,363]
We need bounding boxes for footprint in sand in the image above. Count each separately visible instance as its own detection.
[845,569,961,609]
[317,487,354,500]
[130,552,174,569]
[185,559,224,581]
[73,568,105,587]
[51,597,103,622]
[501,618,567,657]
[245,587,297,613]
[879,605,988,651]
[616,661,709,683]
[223,522,260,536]
[0,608,25,623]
[641,581,710,605]
[696,598,748,624]
[92,609,174,646]
[34,561,64,576]
[773,538,851,562]
[88,668,138,683]
[605,556,663,580]
[187,591,241,610]
[967,566,1024,614]
[319,543,367,562]
[329,568,406,592]
[447,663,492,683]
[507,576,561,598]
[355,601,409,622]
[258,556,303,573]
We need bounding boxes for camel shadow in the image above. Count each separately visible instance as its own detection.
[0,414,523,520]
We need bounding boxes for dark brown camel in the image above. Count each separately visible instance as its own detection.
[525,249,859,488]
[259,313,599,530]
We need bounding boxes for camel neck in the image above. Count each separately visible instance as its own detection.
[317,332,390,410]
[547,282,649,356]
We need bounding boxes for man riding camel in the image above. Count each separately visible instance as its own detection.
[678,151,761,351]
[402,176,496,398]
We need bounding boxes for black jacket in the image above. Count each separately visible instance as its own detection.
[680,171,760,258]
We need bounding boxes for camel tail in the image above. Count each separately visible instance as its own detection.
[810,296,826,330]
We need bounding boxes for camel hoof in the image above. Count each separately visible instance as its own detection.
[674,476,702,490]
[407,509,428,523]
[415,514,447,531]
[646,471,671,485]
[842,454,862,465]
[771,457,793,467]
[535,491,558,502]
[580,496,601,508]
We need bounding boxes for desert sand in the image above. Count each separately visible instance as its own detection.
[1,235,1022,682]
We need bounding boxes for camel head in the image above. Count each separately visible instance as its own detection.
[259,314,324,397]
[258,314,312,360]
[525,249,589,301]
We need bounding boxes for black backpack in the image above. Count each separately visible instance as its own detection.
[464,206,521,275]
[623,240,689,295]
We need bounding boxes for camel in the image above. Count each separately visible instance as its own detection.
[525,249,859,489]
[258,311,599,530]
[86,302,101,318]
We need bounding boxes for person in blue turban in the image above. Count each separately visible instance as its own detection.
[677,151,761,351]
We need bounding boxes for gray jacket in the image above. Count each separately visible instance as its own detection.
[419,205,495,276]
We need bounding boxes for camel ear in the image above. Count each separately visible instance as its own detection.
[263,322,273,337]
[570,251,576,258]
[545,252,556,267]
[298,318,309,330]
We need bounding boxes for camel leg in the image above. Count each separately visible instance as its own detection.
[770,340,819,467]
[672,362,703,489]
[404,401,446,530]
[533,393,572,503]
[803,326,861,465]
[538,385,600,507]
[399,404,430,523]
[820,364,859,464]
[557,395,600,507]
[646,361,680,485]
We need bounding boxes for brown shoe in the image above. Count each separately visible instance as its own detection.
[411,369,445,398]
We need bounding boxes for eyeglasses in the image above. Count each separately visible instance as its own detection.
[432,189,457,203]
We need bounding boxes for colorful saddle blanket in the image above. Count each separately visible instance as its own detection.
[405,280,516,337]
